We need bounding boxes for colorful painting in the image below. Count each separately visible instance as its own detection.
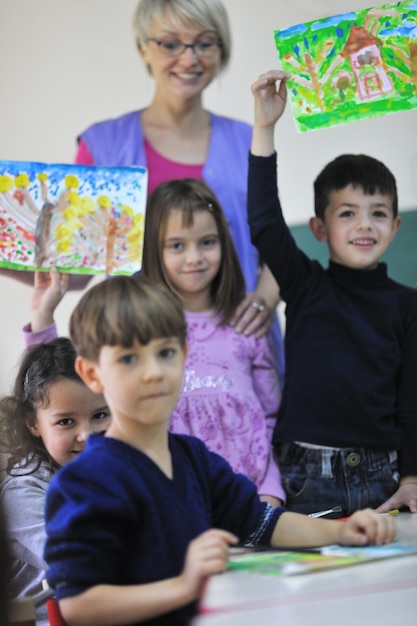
[0,161,147,275]
[274,0,417,132]
[228,543,417,576]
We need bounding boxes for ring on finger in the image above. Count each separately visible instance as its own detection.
[251,302,265,313]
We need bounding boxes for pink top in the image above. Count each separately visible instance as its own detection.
[76,138,204,194]
[143,139,203,194]
[22,322,58,348]
[75,139,94,165]
[169,310,285,501]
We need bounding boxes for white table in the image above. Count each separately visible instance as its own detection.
[192,513,417,626]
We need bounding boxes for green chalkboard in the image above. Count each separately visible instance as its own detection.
[289,209,417,288]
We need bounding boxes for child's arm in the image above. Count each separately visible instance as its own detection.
[248,70,314,300]
[58,529,237,626]
[22,270,67,348]
[225,71,288,339]
[376,477,417,514]
[29,270,69,332]
[251,335,285,506]
[271,509,397,549]
[251,70,290,157]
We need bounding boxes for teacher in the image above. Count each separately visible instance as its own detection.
[76,0,284,383]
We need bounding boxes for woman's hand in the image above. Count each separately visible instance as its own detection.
[230,293,274,338]
[231,265,280,338]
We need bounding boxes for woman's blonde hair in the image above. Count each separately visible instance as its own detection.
[132,0,231,70]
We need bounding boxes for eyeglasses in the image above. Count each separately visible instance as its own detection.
[146,36,222,58]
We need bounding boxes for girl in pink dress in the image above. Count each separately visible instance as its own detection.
[142,178,284,507]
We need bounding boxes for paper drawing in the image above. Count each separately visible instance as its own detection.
[0,161,147,275]
[274,0,417,132]
[228,543,417,576]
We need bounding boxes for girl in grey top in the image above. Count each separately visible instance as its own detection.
[0,338,110,625]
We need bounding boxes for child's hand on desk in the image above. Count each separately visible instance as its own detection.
[376,479,417,514]
[180,529,238,600]
[338,509,397,546]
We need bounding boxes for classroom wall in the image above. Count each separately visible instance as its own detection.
[1,0,416,395]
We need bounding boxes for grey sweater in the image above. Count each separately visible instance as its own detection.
[0,459,53,626]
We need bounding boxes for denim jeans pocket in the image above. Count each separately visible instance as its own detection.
[278,446,321,504]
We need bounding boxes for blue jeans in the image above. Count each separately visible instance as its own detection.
[276,442,400,517]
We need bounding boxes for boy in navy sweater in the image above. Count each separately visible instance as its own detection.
[248,70,417,517]
[44,276,396,626]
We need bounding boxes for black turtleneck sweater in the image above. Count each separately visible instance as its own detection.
[248,152,417,477]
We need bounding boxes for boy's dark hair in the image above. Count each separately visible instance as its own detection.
[0,337,80,475]
[142,178,245,326]
[70,275,187,361]
[314,154,398,220]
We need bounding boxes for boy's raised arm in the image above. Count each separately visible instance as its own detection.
[250,70,290,157]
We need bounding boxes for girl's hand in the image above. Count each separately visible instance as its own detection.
[230,293,273,338]
[251,70,291,130]
[337,509,397,546]
[180,529,238,601]
[30,269,69,332]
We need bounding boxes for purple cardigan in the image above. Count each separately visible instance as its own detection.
[80,111,255,287]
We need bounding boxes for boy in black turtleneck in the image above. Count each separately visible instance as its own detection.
[247,70,417,518]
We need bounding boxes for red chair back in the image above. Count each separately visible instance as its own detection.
[46,598,67,626]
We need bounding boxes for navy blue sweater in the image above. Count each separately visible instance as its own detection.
[248,152,417,477]
[45,433,283,626]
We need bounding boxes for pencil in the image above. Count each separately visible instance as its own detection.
[337,509,400,522]
[308,505,342,518]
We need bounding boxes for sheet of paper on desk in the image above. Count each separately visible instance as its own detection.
[0,160,147,276]
[228,543,417,576]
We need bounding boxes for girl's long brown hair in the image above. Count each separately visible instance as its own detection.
[142,178,245,326]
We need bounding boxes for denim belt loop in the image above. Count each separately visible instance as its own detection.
[321,449,334,478]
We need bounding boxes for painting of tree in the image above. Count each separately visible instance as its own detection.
[274,0,417,132]
[0,161,147,275]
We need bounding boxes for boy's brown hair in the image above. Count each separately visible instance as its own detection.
[70,275,187,361]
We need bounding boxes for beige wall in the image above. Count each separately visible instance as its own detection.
[1,0,416,394]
